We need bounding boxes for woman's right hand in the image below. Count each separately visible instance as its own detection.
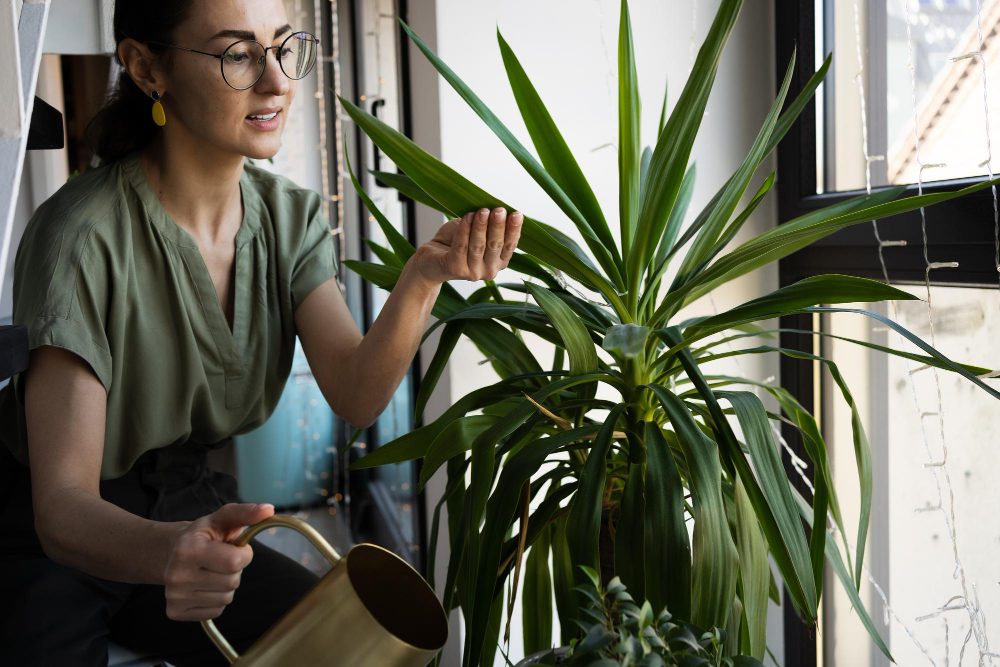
[162,502,275,621]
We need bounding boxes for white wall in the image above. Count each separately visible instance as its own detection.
[409,0,782,664]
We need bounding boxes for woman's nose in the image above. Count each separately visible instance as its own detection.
[255,49,291,95]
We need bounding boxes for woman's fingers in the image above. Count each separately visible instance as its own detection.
[448,212,473,276]
[466,208,491,278]
[484,208,508,275]
[499,211,523,267]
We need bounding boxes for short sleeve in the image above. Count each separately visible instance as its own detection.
[290,194,340,311]
[12,222,113,394]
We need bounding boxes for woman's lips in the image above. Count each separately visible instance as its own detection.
[246,109,281,131]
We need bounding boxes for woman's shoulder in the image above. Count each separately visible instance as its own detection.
[26,160,128,245]
[15,160,137,293]
[242,160,322,219]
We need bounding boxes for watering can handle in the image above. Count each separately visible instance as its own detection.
[200,513,342,664]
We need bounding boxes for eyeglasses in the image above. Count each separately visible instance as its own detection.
[146,31,320,91]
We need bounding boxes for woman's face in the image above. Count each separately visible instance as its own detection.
[161,0,298,160]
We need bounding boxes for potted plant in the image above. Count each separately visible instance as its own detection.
[514,565,761,667]
[342,0,1000,664]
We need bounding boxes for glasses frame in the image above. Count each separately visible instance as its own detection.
[145,31,321,91]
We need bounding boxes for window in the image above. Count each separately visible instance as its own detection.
[776,1,1000,664]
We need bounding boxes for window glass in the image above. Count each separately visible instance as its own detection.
[822,285,1000,664]
[818,0,999,193]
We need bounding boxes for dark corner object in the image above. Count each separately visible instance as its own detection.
[26,96,65,151]
[0,325,27,382]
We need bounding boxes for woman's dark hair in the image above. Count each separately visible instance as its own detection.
[85,1,194,164]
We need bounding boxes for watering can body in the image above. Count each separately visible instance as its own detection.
[201,514,448,666]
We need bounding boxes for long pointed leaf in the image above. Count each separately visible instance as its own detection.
[614,460,646,598]
[733,477,769,659]
[628,0,742,300]
[496,30,616,258]
[618,0,641,258]
[647,388,737,629]
[398,20,624,287]
[526,283,599,375]
[655,328,817,620]
[674,48,797,286]
[643,421,692,620]
[339,96,629,316]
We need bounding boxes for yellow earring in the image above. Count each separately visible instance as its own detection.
[151,91,166,127]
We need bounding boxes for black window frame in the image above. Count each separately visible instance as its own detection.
[776,1,999,663]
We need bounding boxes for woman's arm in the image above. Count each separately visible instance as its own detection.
[28,347,278,621]
[26,347,188,585]
[295,207,523,428]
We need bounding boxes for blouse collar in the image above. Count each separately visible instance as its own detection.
[119,151,262,249]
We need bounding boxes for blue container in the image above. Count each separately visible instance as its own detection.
[234,340,338,509]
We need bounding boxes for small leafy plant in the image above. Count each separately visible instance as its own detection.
[522,565,762,667]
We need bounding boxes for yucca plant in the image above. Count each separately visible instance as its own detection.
[342,0,1000,664]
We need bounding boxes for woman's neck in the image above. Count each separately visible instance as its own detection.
[139,136,245,245]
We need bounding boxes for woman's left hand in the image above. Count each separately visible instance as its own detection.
[411,207,523,285]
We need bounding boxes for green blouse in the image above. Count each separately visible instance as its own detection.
[0,152,339,480]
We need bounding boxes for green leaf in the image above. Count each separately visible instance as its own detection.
[657,78,668,136]
[465,319,543,379]
[499,480,577,577]
[645,388,737,630]
[654,162,696,269]
[370,169,444,211]
[717,391,821,612]
[365,240,403,268]
[522,504,554,655]
[628,0,742,302]
[338,95,628,316]
[808,306,1000,401]
[468,425,602,667]
[615,460,646,598]
[792,489,893,661]
[566,405,628,602]
[345,143,415,261]
[660,52,832,281]
[415,321,465,423]
[418,415,503,490]
[643,422,692,621]
[665,176,1000,320]
[684,274,918,341]
[526,283,599,374]
[496,29,616,262]
[638,146,654,203]
[551,514,578,646]
[602,323,650,359]
[618,0,641,258]
[733,477,768,660]
[673,47,797,286]
[398,19,624,287]
[656,328,817,620]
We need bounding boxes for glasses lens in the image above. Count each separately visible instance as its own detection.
[222,40,266,89]
[280,32,318,80]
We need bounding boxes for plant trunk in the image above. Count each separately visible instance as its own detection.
[599,507,615,588]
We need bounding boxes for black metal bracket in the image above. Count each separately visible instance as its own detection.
[26,96,65,151]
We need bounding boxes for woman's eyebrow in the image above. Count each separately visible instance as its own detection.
[209,24,294,42]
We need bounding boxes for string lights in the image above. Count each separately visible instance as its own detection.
[831,0,1000,661]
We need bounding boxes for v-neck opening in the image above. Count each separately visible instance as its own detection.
[122,152,259,408]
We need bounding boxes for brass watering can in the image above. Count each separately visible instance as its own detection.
[200,514,449,666]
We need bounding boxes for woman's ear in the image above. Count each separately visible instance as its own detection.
[117,38,166,97]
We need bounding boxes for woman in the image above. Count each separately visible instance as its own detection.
[0,1,522,665]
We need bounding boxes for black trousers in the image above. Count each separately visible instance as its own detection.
[0,439,321,666]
